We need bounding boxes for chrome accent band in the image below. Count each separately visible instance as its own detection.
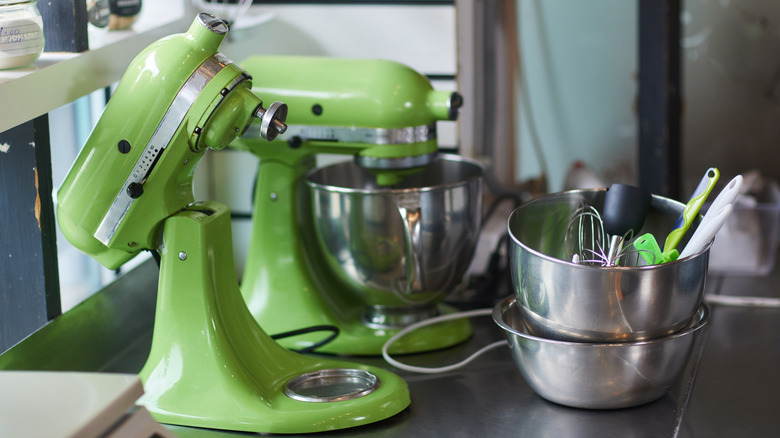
[191,59,251,151]
[247,122,437,145]
[355,151,439,170]
[94,55,230,245]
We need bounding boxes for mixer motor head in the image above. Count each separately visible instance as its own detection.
[56,13,287,269]
[236,55,463,185]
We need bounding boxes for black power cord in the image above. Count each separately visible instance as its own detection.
[270,325,340,354]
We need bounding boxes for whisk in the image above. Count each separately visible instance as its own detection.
[565,209,642,266]
[565,184,652,267]
[565,203,606,265]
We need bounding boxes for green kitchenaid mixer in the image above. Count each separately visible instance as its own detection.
[55,14,409,434]
[230,56,484,355]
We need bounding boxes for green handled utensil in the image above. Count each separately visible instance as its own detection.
[663,167,720,252]
[633,233,679,265]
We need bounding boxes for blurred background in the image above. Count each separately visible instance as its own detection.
[41,0,780,310]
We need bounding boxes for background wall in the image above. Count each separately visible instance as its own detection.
[515,0,638,192]
[682,0,780,191]
[515,0,780,195]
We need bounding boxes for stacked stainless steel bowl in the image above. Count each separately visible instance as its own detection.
[494,189,711,409]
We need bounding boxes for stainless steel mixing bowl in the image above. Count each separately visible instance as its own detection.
[508,189,709,342]
[493,296,710,409]
[307,154,483,310]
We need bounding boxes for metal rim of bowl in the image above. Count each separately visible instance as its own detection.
[492,296,710,347]
[505,189,708,270]
[305,153,485,195]
[283,368,381,403]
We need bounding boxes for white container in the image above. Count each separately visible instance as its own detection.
[708,180,780,275]
[0,0,44,70]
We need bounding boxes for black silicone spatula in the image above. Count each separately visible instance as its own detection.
[602,184,652,266]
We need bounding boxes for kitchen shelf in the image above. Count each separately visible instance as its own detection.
[0,1,190,133]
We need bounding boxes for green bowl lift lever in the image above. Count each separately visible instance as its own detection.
[55,13,409,434]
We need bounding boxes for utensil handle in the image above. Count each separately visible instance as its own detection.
[633,233,663,265]
[707,175,743,216]
[679,204,733,259]
[664,167,720,252]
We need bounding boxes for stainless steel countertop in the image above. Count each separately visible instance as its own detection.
[683,273,780,437]
[1,260,778,437]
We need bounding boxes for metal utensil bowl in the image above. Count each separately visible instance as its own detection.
[508,189,709,342]
[307,154,483,310]
[494,296,710,409]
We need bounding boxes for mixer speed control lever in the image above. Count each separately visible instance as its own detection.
[255,101,288,141]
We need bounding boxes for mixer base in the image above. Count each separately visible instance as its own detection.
[140,204,410,433]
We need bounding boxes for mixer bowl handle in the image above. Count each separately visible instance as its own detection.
[397,193,424,295]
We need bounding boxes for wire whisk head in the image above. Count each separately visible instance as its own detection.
[565,203,645,267]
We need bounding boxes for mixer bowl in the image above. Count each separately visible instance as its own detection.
[306,154,483,310]
[508,189,709,342]
[493,296,710,409]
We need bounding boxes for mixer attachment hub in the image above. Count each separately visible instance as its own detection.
[255,101,288,141]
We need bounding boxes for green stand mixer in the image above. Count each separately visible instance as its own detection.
[55,14,409,434]
[231,56,484,355]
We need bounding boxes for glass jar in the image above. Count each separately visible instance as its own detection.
[0,0,44,70]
